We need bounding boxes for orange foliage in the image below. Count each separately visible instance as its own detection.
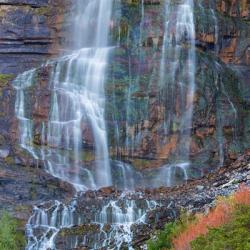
[172,185,250,250]
[233,185,250,205]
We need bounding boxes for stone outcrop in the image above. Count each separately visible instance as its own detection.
[46,153,250,249]
[0,0,248,171]
[0,0,69,74]
[104,0,250,169]
[0,158,74,221]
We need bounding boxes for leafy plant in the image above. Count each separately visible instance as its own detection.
[0,74,13,86]
[147,211,195,250]
[173,185,250,250]
[0,212,26,250]
[191,205,250,250]
[147,222,176,250]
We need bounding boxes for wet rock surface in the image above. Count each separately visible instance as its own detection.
[23,154,249,249]
[89,155,250,249]
[105,0,250,168]
[0,0,248,171]
[0,159,74,221]
[0,0,69,75]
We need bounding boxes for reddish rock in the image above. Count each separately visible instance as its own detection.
[245,148,250,156]
[99,186,115,196]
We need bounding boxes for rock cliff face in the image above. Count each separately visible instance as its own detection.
[0,0,68,74]
[104,0,250,170]
[0,0,249,219]
[0,1,248,249]
[0,0,70,216]
[0,0,249,168]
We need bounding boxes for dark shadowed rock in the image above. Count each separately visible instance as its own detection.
[0,159,74,221]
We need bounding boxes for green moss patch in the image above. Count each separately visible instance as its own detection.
[59,224,100,237]
[0,74,14,87]
[0,212,26,250]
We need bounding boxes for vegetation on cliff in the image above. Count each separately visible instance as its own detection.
[0,74,13,87]
[191,205,250,250]
[147,185,250,250]
[0,212,26,250]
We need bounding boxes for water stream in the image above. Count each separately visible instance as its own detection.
[14,0,114,192]
[158,0,196,176]
[13,0,197,249]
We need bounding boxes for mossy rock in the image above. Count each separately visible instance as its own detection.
[131,158,158,169]
[4,156,15,165]
[59,224,100,237]
[34,7,52,16]
[0,74,14,87]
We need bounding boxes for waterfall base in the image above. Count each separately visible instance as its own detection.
[24,153,250,249]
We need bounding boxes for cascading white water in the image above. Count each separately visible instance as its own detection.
[14,0,113,191]
[13,0,199,249]
[45,47,112,190]
[25,193,158,250]
[46,0,114,190]
[158,0,196,178]
[209,5,238,167]
[26,200,76,250]
[157,163,190,187]
[13,69,38,160]
[13,0,119,249]
[93,196,157,249]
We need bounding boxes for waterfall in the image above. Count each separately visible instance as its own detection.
[12,0,199,249]
[158,0,196,179]
[14,0,113,191]
[26,200,76,250]
[46,0,113,189]
[13,69,38,160]
[210,5,238,167]
[93,196,157,249]
[45,47,112,190]
[157,163,190,187]
[13,0,119,249]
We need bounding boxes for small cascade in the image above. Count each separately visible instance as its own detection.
[211,9,219,54]
[112,161,139,190]
[26,200,76,250]
[214,61,238,166]
[93,195,158,249]
[157,163,190,187]
[159,0,196,161]
[25,194,158,250]
[125,56,134,157]
[124,0,147,158]
[208,3,239,166]
[13,69,38,160]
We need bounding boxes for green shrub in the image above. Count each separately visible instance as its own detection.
[191,205,250,250]
[0,212,26,250]
[147,222,176,250]
[147,211,195,250]
[0,74,13,87]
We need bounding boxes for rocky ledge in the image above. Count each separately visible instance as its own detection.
[75,153,250,249]
[0,0,69,75]
[35,153,249,249]
[0,159,74,221]
[0,152,249,249]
